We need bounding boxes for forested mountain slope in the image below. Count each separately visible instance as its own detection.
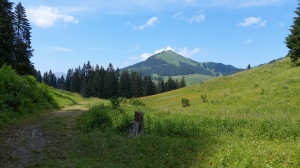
[122,50,241,77]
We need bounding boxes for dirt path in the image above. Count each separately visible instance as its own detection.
[0,106,86,168]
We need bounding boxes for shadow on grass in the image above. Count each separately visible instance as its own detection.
[52,91,78,105]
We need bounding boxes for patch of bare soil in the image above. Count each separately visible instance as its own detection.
[0,108,85,168]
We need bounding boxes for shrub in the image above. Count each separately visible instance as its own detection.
[129,98,145,106]
[181,98,190,107]
[80,104,112,132]
[201,95,208,103]
[0,64,58,127]
[110,96,121,110]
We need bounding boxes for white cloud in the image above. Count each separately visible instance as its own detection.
[134,46,175,61]
[138,17,159,30]
[173,12,183,18]
[27,6,79,29]
[243,39,252,43]
[189,14,205,23]
[174,11,205,23]
[141,53,153,61]
[154,49,165,54]
[53,47,72,52]
[166,46,174,51]
[237,17,266,27]
[178,47,200,58]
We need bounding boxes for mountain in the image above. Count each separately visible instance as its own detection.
[54,72,66,79]
[122,50,241,77]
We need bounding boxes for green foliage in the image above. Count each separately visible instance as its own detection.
[13,2,34,75]
[283,85,289,89]
[181,98,190,107]
[201,94,208,103]
[110,96,121,110]
[0,64,58,127]
[261,88,264,94]
[0,1,34,75]
[0,0,15,68]
[79,104,112,132]
[285,1,300,64]
[129,98,146,106]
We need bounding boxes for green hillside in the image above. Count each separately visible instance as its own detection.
[140,57,299,111]
[122,50,241,78]
[69,56,300,167]
[3,57,300,167]
[155,50,198,66]
[153,73,214,86]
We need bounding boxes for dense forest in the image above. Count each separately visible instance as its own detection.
[37,62,186,99]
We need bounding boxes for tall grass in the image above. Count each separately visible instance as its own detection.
[0,65,59,127]
[64,58,300,167]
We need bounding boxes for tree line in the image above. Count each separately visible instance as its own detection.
[0,0,34,75]
[36,61,186,99]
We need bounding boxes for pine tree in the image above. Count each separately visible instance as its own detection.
[43,71,49,85]
[119,70,130,98]
[65,69,73,91]
[36,70,42,82]
[103,63,118,99]
[57,75,65,90]
[143,75,156,96]
[286,0,300,64]
[13,2,34,75]
[92,71,102,97]
[179,76,186,88]
[72,67,80,92]
[0,0,15,67]
[130,71,143,98]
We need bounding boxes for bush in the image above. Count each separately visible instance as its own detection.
[181,98,190,107]
[79,104,112,132]
[110,96,121,110]
[0,64,58,127]
[129,98,145,106]
[201,95,208,103]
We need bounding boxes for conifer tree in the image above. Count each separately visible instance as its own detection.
[179,76,186,88]
[143,75,156,96]
[57,75,65,90]
[0,0,15,67]
[65,69,73,91]
[13,2,34,75]
[119,70,130,98]
[286,0,300,64]
[36,70,42,82]
[92,71,102,97]
[130,71,143,97]
[43,71,49,85]
[103,63,118,98]
[72,67,80,92]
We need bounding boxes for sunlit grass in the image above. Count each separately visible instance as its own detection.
[26,57,300,167]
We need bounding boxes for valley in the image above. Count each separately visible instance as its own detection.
[1,57,300,167]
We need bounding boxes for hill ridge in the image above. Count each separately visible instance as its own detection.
[122,50,241,77]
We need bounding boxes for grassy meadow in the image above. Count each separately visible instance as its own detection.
[2,57,300,167]
[37,57,300,167]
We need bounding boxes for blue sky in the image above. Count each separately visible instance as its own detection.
[10,0,296,74]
